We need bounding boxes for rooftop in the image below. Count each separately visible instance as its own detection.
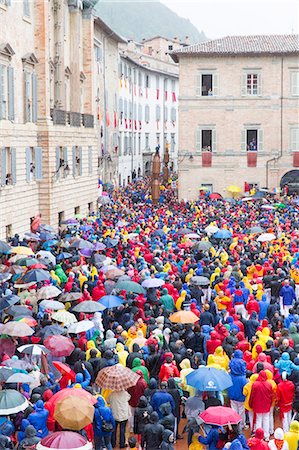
[170,34,299,62]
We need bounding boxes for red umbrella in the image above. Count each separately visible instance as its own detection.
[37,431,91,449]
[52,362,76,382]
[199,406,241,426]
[209,192,222,200]
[30,263,47,269]
[0,337,16,358]
[45,388,97,417]
[44,335,74,357]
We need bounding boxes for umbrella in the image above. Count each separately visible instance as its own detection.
[38,324,66,339]
[241,197,255,202]
[37,431,92,450]
[52,310,77,325]
[152,229,166,237]
[0,241,11,254]
[14,316,37,327]
[56,252,72,261]
[105,268,125,279]
[52,363,76,382]
[24,232,41,242]
[115,280,145,294]
[68,320,94,334]
[8,305,33,317]
[59,292,82,302]
[22,269,50,283]
[40,300,65,310]
[185,233,201,239]
[98,195,112,205]
[72,301,106,314]
[54,396,94,430]
[189,276,210,286]
[199,406,242,426]
[61,218,79,225]
[44,335,75,357]
[37,285,61,300]
[105,237,119,248]
[101,265,118,273]
[6,373,35,384]
[260,205,275,210]
[15,257,40,267]
[98,295,124,309]
[0,294,20,312]
[40,224,55,232]
[275,202,286,209]
[36,251,56,265]
[141,278,165,289]
[227,185,241,194]
[0,273,12,283]
[18,344,49,356]
[257,233,276,242]
[70,239,94,250]
[192,241,212,251]
[2,322,34,337]
[0,337,16,358]
[3,358,32,370]
[213,229,232,239]
[0,367,14,382]
[0,390,28,414]
[39,232,57,241]
[186,367,233,391]
[47,387,97,409]
[96,364,140,391]
[11,246,34,256]
[248,226,264,234]
[209,192,222,200]
[93,242,106,251]
[169,311,199,324]
[177,227,193,235]
[79,248,93,259]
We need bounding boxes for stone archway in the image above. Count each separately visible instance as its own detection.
[280,170,299,194]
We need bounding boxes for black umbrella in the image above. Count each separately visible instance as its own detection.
[0,295,20,312]
[192,241,212,251]
[38,324,66,339]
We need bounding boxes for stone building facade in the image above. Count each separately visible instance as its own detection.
[171,35,299,200]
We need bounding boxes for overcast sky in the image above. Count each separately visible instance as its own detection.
[161,0,299,39]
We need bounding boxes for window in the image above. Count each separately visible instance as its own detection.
[88,146,93,174]
[138,133,141,155]
[164,106,168,122]
[170,133,176,153]
[168,45,173,51]
[58,211,65,226]
[72,146,82,177]
[156,133,160,144]
[24,71,37,123]
[94,44,103,64]
[145,75,151,88]
[23,0,30,17]
[55,146,69,179]
[119,132,123,156]
[156,105,161,121]
[124,134,128,156]
[290,71,299,96]
[145,133,150,150]
[290,127,299,151]
[0,0,10,6]
[74,206,80,216]
[196,127,216,152]
[138,71,142,87]
[164,133,168,144]
[171,107,176,123]
[1,147,16,186]
[26,147,36,181]
[49,66,55,109]
[133,133,136,155]
[242,72,261,96]
[145,104,150,123]
[241,128,263,152]
[0,64,14,121]
[88,202,93,215]
[156,75,159,89]
[196,72,219,96]
[5,225,12,241]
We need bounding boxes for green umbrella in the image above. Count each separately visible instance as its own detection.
[0,389,28,414]
[274,203,286,209]
[115,280,146,294]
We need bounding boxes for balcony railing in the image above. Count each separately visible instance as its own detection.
[50,109,94,128]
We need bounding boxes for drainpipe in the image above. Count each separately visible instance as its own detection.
[265,56,284,187]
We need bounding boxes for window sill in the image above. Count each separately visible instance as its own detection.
[23,15,31,24]
[0,3,7,11]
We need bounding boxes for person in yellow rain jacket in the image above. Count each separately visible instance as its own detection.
[185,269,194,284]
[210,267,221,287]
[176,290,187,310]
[86,340,101,361]
[179,359,196,397]
[207,346,229,371]
[256,283,264,301]
[252,328,274,359]
[284,421,299,450]
[116,342,128,367]
[243,373,258,430]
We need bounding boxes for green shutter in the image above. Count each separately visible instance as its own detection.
[241,74,247,96]
[196,72,201,96]
[212,129,217,153]
[7,66,14,121]
[35,147,43,181]
[11,147,16,185]
[63,147,68,177]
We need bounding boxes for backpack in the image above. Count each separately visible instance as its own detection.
[100,413,113,433]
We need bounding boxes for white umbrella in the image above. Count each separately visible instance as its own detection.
[6,373,35,384]
[185,233,201,239]
[261,205,275,210]
[18,344,49,356]
[36,251,56,266]
[257,233,276,242]
[52,310,77,325]
[204,225,219,234]
[68,320,95,334]
[241,197,255,202]
[37,285,61,300]
[40,300,65,310]
[101,265,117,273]
[142,278,165,288]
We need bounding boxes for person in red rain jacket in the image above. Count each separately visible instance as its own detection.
[246,295,260,317]
[247,428,270,450]
[249,370,274,440]
[159,354,180,382]
[243,350,255,371]
[214,323,229,341]
[64,275,74,293]
[276,371,295,432]
[206,331,222,355]
[92,281,106,301]
[235,332,250,353]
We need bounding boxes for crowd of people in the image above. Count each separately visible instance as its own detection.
[0,178,299,450]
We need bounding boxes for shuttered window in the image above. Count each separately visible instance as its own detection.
[1,147,15,186]
[156,105,161,121]
[88,146,93,174]
[35,147,43,180]
[290,127,299,151]
[291,71,299,96]
[145,105,150,122]
[7,66,14,121]
[23,0,30,16]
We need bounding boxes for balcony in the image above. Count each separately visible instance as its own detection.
[202,151,212,167]
[247,151,257,167]
[293,152,299,167]
[50,109,94,128]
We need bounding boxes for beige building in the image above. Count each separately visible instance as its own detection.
[171,35,299,200]
[0,0,119,239]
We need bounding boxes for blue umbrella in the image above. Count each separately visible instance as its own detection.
[98,295,124,309]
[186,367,232,391]
[0,295,20,312]
[22,269,50,283]
[213,229,232,239]
[39,232,57,241]
[0,241,11,254]
[42,240,58,249]
[56,252,72,261]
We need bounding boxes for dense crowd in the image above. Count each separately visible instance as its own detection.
[0,178,299,450]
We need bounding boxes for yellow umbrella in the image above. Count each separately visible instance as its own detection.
[11,246,34,256]
[227,185,241,194]
[54,396,94,430]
